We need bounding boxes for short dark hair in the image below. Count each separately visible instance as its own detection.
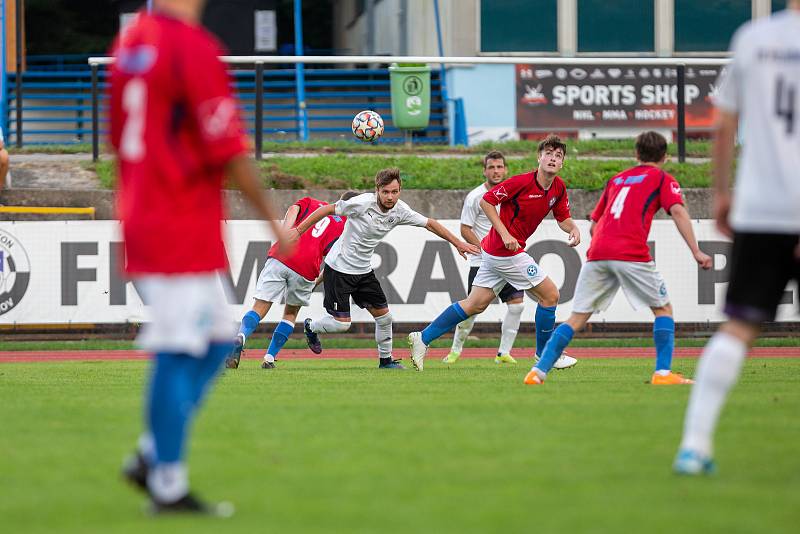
[537,134,567,156]
[635,131,668,163]
[483,150,506,168]
[375,168,401,189]
[339,190,361,201]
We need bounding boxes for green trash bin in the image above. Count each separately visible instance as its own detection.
[389,63,431,130]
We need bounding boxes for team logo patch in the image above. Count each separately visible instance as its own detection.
[117,45,157,74]
[0,230,31,316]
[493,186,508,201]
[198,97,239,140]
[548,197,557,208]
[659,283,667,297]
[526,264,538,278]
[671,182,681,195]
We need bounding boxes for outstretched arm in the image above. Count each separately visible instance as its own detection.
[291,204,336,241]
[425,218,481,259]
[480,199,518,252]
[711,110,739,238]
[226,155,290,250]
[557,217,581,247]
[669,204,712,270]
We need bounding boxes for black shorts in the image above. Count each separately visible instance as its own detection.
[725,232,800,323]
[467,266,523,303]
[322,264,389,318]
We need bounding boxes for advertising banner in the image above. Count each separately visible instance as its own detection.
[516,63,723,131]
[0,220,798,325]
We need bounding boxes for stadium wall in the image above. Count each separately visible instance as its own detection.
[1,219,798,326]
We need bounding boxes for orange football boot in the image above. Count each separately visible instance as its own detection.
[523,370,545,385]
[651,372,694,385]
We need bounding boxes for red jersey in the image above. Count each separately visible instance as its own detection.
[268,197,346,281]
[481,170,571,257]
[587,165,684,262]
[109,12,248,274]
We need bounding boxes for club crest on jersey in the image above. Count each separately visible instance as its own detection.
[117,45,157,74]
[493,186,508,201]
[198,97,238,140]
[659,283,667,297]
[548,197,557,208]
[527,264,538,277]
[671,182,681,195]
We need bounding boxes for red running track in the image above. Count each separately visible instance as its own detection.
[1,346,798,363]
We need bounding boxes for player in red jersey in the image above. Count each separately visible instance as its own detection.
[225,192,360,370]
[113,0,287,516]
[408,135,581,371]
[524,131,712,386]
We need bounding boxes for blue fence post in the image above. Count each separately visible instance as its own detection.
[14,0,22,147]
[294,0,309,141]
[453,98,467,146]
[91,64,99,162]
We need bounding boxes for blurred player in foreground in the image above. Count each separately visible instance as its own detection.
[111,0,287,515]
[675,2,800,475]
[408,135,581,371]
[444,150,576,369]
[524,132,712,386]
[292,168,479,369]
[226,191,359,370]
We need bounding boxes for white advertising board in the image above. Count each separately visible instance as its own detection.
[0,220,797,324]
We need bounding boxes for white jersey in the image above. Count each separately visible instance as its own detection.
[460,182,499,267]
[714,9,800,233]
[325,192,428,274]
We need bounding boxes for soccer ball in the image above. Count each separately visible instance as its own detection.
[351,110,384,142]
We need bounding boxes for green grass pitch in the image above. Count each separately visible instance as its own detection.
[1,357,798,533]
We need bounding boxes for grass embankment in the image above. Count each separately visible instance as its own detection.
[91,154,712,190]
[1,358,798,532]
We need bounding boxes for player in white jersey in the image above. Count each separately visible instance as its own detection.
[288,167,479,369]
[443,150,577,369]
[675,2,800,475]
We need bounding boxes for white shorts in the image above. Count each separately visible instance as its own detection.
[133,272,236,357]
[571,260,669,313]
[471,251,547,295]
[254,258,315,307]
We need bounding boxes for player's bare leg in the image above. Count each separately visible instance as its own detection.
[409,286,496,371]
[674,319,757,474]
[524,311,591,385]
[261,304,301,369]
[227,299,272,368]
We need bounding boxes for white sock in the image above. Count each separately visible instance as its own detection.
[147,462,189,503]
[264,353,275,363]
[137,433,155,464]
[679,331,747,457]
[374,312,393,359]
[498,303,524,355]
[311,315,351,333]
[451,315,476,353]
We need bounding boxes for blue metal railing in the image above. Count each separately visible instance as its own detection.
[4,64,449,150]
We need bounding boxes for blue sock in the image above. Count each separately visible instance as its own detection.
[536,324,574,373]
[147,352,195,464]
[421,302,469,345]
[238,310,262,341]
[535,304,557,357]
[653,316,675,372]
[191,341,233,407]
[266,320,294,359]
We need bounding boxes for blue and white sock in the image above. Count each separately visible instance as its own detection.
[238,310,262,342]
[421,302,469,346]
[266,320,294,360]
[535,323,574,374]
[653,316,675,373]
[535,304,557,357]
[147,352,195,464]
